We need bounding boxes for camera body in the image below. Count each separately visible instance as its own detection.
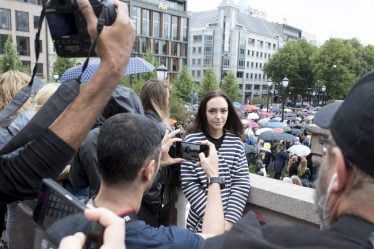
[44,0,116,57]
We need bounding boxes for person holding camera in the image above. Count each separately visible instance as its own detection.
[0,0,135,204]
[181,90,250,232]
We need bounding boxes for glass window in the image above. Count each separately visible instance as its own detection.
[171,42,179,56]
[131,6,141,35]
[171,16,178,40]
[181,18,188,42]
[141,9,150,36]
[180,43,187,57]
[193,35,202,43]
[36,63,43,76]
[0,34,8,54]
[16,11,29,32]
[162,14,171,39]
[198,47,202,54]
[171,58,178,72]
[192,47,196,54]
[254,84,260,90]
[160,40,168,55]
[192,70,195,77]
[16,36,30,56]
[192,59,196,65]
[0,8,11,30]
[153,12,160,38]
[197,70,201,78]
[154,39,159,54]
[21,60,30,70]
[140,37,150,53]
[33,16,39,29]
[197,59,201,66]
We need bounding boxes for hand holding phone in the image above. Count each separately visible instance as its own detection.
[174,141,209,162]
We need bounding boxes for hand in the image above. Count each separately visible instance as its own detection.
[58,207,125,249]
[77,0,136,76]
[199,141,219,177]
[160,129,185,167]
[224,220,234,231]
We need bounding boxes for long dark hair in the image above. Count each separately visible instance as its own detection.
[188,90,244,140]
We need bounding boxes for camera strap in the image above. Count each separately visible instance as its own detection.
[118,210,139,224]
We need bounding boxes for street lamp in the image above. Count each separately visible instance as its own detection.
[53,74,59,82]
[281,77,289,122]
[156,64,168,81]
[321,85,326,105]
[266,79,272,112]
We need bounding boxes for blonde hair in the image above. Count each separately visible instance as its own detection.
[297,157,308,177]
[0,70,30,110]
[33,83,60,112]
[140,80,170,124]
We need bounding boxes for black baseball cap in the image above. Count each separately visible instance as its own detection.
[315,71,374,178]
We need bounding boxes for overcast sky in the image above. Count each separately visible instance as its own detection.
[187,0,374,46]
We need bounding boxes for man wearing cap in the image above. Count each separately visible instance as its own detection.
[202,71,374,249]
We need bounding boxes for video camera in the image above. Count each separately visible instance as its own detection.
[43,0,116,57]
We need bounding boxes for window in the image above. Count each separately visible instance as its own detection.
[16,36,30,56]
[154,39,160,54]
[16,11,29,32]
[251,62,254,68]
[259,63,262,68]
[250,73,253,79]
[193,35,202,43]
[263,85,268,90]
[248,38,255,46]
[181,18,188,42]
[197,59,201,66]
[259,74,262,80]
[21,61,30,70]
[140,37,150,53]
[247,50,250,56]
[153,12,160,38]
[0,8,11,30]
[264,53,267,59]
[254,84,260,90]
[192,70,195,77]
[37,39,42,53]
[171,42,179,56]
[33,16,39,29]
[246,73,249,79]
[273,43,277,50]
[256,51,259,57]
[171,16,178,40]
[192,47,196,54]
[160,40,168,55]
[0,34,8,54]
[252,51,254,56]
[260,52,263,58]
[255,62,258,68]
[131,6,141,35]
[141,9,150,36]
[254,74,257,79]
[237,72,243,78]
[36,63,43,76]
[171,58,179,72]
[245,84,252,90]
[180,43,187,57]
[192,59,196,65]
[198,47,202,54]
[258,40,263,48]
[239,48,245,55]
[246,61,249,68]
[163,14,171,39]
[197,70,201,78]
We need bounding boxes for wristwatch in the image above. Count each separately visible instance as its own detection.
[207,176,225,189]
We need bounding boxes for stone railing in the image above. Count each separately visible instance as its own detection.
[247,173,320,228]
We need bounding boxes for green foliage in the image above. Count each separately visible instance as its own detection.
[264,39,317,98]
[221,71,240,101]
[53,56,77,78]
[169,86,190,123]
[0,36,30,74]
[313,38,358,99]
[173,66,196,103]
[198,67,219,98]
[140,50,158,81]
[251,97,267,106]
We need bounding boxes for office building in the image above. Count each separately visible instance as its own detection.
[0,0,48,79]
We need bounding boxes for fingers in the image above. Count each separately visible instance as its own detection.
[58,232,86,249]
[76,0,98,39]
[84,208,123,228]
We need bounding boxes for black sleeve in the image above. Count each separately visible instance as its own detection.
[0,129,75,204]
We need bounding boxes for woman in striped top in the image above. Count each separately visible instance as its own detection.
[181,90,250,232]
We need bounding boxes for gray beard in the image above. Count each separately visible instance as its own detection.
[314,168,330,228]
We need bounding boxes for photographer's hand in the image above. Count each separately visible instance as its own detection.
[199,141,219,177]
[58,207,125,249]
[160,129,185,167]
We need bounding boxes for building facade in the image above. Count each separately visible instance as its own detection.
[122,0,188,80]
[0,0,48,79]
[188,0,286,102]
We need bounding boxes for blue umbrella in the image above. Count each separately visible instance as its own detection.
[265,122,285,128]
[59,57,155,83]
[277,133,295,142]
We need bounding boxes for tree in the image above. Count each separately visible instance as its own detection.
[173,66,196,103]
[313,38,359,100]
[169,86,190,124]
[221,71,240,101]
[264,39,317,102]
[198,67,219,98]
[0,36,30,74]
[53,56,77,78]
[362,45,374,73]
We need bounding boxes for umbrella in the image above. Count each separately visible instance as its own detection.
[277,133,295,142]
[241,119,250,127]
[59,57,155,83]
[273,128,284,134]
[255,128,273,136]
[289,128,304,136]
[259,130,278,141]
[271,117,282,122]
[244,105,257,112]
[247,112,260,120]
[288,144,311,157]
[245,127,254,136]
[265,122,285,128]
[305,115,314,121]
[249,121,259,129]
[260,112,272,118]
[258,118,270,125]
[284,108,292,113]
[233,102,242,109]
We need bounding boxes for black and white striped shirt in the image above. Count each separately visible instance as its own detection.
[181,131,251,232]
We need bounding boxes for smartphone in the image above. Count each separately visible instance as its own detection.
[32,179,103,249]
[175,141,209,161]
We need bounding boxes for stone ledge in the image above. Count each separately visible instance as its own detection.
[247,173,320,228]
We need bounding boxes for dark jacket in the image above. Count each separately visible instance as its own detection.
[274,150,288,173]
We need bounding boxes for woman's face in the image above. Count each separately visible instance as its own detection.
[205,96,228,134]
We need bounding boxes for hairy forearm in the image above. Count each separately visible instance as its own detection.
[201,184,224,238]
[49,63,123,149]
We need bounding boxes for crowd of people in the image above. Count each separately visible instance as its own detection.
[0,0,373,249]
